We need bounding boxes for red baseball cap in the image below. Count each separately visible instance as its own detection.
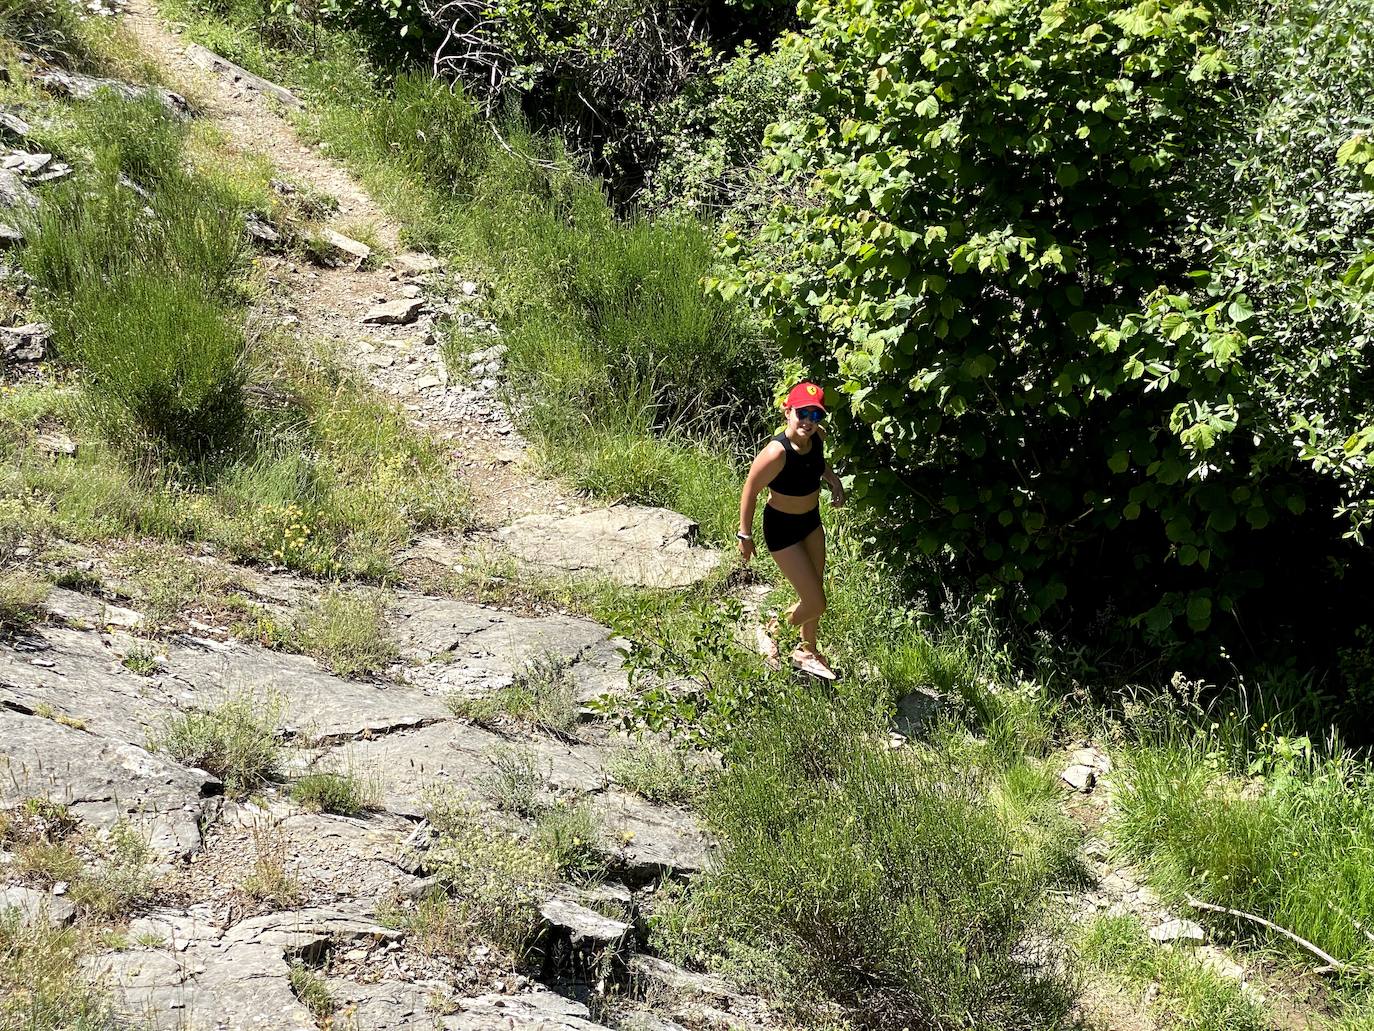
[784,381,826,411]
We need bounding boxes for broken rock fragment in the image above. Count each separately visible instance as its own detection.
[362,298,424,326]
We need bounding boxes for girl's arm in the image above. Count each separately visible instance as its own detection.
[738,444,785,562]
[823,463,846,508]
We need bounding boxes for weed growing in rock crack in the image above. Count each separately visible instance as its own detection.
[54,712,85,730]
[121,642,162,676]
[427,807,555,958]
[70,821,154,920]
[290,770,381,816]
[14,840,82,888]
[0,912,114,1028]
[155,692,284,798]
[607,738,705,807]
[478,744,546,818]
[296,588,397,680]
[241,818,304,908]
[4,799,80,845]
[0,569,49,630]
[448,653,578,733]
[397,889,472,960]
[534,799,604,877]
[288,962,334,1021]
[1078,914,1267,1031]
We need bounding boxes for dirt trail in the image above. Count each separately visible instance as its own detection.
[126,0,572,527]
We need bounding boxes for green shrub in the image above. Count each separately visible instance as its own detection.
[70,822,154,919]
[724,0,1315,645]
[290,770,379,816]
[156,693,283,798]
[678,686,1072,1028]
[642,39,806,218]
[296,588,396,679]
[428,809,555,957]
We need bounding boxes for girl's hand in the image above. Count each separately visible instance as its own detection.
[738,537,756,563]
[830,483,847,509]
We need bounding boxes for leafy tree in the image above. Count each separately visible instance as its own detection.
[721,0,1237,636]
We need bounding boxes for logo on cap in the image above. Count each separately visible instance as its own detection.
[806,385,818,396]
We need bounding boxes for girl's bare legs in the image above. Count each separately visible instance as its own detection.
[798,525,827,658]
[772,529,827,654]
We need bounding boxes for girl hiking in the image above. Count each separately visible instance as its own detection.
[737,381,845,679]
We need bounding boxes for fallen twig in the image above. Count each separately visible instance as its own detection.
[1186,895,1355,974]
[1326,899,1374,946]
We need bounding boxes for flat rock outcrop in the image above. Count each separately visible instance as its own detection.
[497,506,721,589]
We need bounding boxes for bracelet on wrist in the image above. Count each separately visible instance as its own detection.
[736,532,752,541]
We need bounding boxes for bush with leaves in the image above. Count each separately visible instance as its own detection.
[639,37,806,217]
[722,0,1374,669]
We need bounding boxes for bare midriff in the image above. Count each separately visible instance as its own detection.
[765,488,821,514]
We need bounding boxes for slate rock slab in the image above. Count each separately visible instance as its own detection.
[0,884,76,927]
[442,991,614,1031]
[0,708,216,860]
[33,69,190,117]
[599,790,711,881]
[497,506,720,589]
[164,637,449,740]
[362,298,424,326]
[0,623,173,743]
[331,720,606,819]
[89,906,397,1030]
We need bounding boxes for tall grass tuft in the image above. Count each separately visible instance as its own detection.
[21,94,249,461]
[674,685,1073,1029]
[1112,718,1374,970]
[0,0,82,61]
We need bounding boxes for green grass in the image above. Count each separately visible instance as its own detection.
[448,652,578,733]
[20,94,250,461]
[155,692,283,798]
[1078,914,1268,1031]
[0,0,83,61]
[240,817,303,907]
[290,769,380,816]
[0,914,113,1030]
[296,588,396,679]
[1111,716,1374,971]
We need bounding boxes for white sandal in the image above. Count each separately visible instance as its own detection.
[791,647,836,681]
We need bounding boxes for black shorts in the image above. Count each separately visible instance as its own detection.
[763,504,821,553]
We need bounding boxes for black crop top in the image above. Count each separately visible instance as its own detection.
[767,433,825,496]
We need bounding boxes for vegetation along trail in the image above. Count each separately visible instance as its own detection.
[3,0,1374,1030]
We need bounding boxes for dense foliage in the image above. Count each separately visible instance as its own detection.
[723,0,1374,677]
